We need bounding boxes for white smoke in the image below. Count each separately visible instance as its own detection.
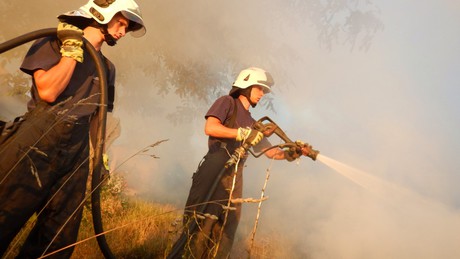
[1,0,460,258]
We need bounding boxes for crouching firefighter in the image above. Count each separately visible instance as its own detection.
[168,67,315,258]
[0,0,146,258]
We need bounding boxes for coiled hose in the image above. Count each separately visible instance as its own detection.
[0,28,114,259]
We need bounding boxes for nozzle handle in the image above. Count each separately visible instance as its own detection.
[253,116,293,143]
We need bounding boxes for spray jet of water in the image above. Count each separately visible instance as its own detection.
[316,154,450,209]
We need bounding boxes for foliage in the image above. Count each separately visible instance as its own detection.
[76,173,180,258]
[0,71,30,97]
[1,0,383,125]
[286,0,384,51]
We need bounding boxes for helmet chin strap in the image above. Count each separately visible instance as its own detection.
[240,86,258,108]
[104,33,117,46]
[100,26,117,46]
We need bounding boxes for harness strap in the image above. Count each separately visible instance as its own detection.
[220,97,238,150]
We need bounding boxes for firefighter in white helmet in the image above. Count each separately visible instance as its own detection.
[59,0,146,45]
[169,67,312,258]
[0,0,146,257]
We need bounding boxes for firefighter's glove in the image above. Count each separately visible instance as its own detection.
[103,153,110,171]
[236,127,264,147]
[57,22,84,63]
[284,147,302,162]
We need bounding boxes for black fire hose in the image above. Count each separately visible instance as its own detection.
[0,28,114,258]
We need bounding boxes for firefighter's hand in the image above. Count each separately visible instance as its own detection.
[57,22,84,63]
[284,147,302,162]
[236,127,264,146]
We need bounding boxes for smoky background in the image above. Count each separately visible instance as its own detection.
[1,0,460,258]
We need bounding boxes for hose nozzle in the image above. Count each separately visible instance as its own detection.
[306,148,319,161]
[295,141,319,161]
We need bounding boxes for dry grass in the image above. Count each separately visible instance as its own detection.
[72,190,181,259]
[73,196,308,259]
[71,171,309,258]
[6,173,307,258]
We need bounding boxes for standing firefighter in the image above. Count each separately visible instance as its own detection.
[0,0,146,257]
[168,67,315,258]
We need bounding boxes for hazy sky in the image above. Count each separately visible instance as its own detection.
[1,0,460,258]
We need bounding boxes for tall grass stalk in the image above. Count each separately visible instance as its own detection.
[248,158,275,257]
[213,165,238,257]
[72,192,181,259]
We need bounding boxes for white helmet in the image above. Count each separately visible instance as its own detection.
[232,67,274,94]
[59,0,146,37]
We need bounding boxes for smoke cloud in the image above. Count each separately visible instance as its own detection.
[1,0,460,258]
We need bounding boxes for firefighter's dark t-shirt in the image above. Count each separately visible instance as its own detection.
[20,36,116,118]
[205,95,270,153]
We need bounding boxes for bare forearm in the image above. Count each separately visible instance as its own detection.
[34,57,76,103]
[204,117,238,139]
[264,148,286,160]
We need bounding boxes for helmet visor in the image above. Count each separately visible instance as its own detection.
[121,10,146,37]
[257,71,274,93]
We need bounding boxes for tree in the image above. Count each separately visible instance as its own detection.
[0,0,383,123]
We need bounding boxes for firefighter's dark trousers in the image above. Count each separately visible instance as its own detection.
[0,103,90,258]
[173,148,244,258]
